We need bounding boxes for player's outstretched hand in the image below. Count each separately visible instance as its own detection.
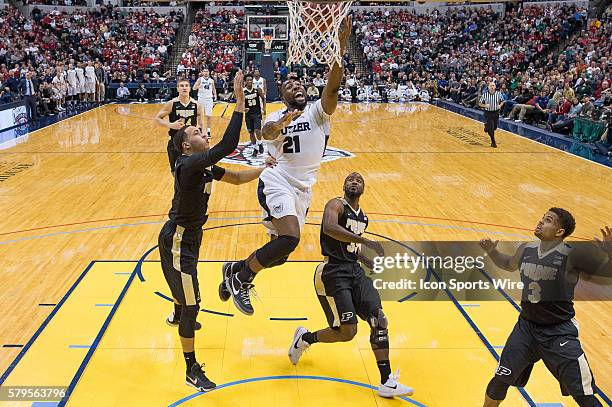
[339,15,353,53]
[168,120,183,130]
[234,70,246,113]
[594,225,612,254]
[264,153,277,168]
[280,110,303,128]
[480,238,498,254]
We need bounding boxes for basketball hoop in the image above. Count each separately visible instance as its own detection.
[287,0,353,67]
[263,34,273,56]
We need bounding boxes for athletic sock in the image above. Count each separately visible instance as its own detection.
[184,351,197,372]
[172,303,181,322]
[301,331,318,345]
[377,360,391,384]
[237,261,256,283]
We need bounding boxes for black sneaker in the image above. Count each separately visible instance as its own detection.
[225,273,254,315]
[166,311,202,330]
[186,363,216,392]
[251,148,258,157]
[218,262,238,302]
[258,143,264,154]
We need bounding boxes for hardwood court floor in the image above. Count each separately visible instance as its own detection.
[0,102,609,406]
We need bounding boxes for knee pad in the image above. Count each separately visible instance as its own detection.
[178,305,199,338]
[573,395,603,407]
[368,309,389,350]
[255,235,300,268]
[486,377,509,401]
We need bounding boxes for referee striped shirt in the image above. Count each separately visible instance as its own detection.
[479,91,505,111]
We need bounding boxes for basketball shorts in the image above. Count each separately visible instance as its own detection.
[67,83,77,96]
[158,220,202,306]
[77,81,85,94]
[257,168,311,236]
[85,80,96,94]
[167,137,180,172]
[245,113,262,133]
[199,98,214,116]
[495,316,597,396]
[314,261,382,327]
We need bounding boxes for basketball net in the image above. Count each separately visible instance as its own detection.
[263,34,273,56]
[287,0,353,67]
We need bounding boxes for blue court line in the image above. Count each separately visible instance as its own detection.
[94,304,114,307]
[58,266,137,406]
[134,244,159,282]
[535,404,564,407]
[202,309,234,317]
[0,261,95,386]
[398,292,418,302]
[68,345,91,349]
[38,303,56,307]
[154,291,173,302]
[493,346,505,349]
[476,267,612,404]
[153,291,234,317]
[167,375,427,407]
[31,402,59,407]
[2,344,23,348]
[269,317,308,321]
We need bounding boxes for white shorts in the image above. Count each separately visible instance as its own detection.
[85,81,96,94]
[198,98,214,116]
[68,83,77,96]
[77,82,85,94]
[257,168,312,236]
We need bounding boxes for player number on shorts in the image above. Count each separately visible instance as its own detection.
[527,281,541,303]
[283,135,301,153]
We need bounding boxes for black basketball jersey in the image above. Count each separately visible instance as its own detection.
[244,87,261,115]
[168,156,225,229]
[168,98,198,137]
[320,198,368,263]
[518,241,579,325]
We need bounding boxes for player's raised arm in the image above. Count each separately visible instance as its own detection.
[219,154,277,185]
[156,100,182,130]
[182,71,246,171]
[577,225,612,284]
[258,88,266,116]
[261,109,303,140]
[321,15,352,116]
[480,240,525,272]
[197,102,205,130]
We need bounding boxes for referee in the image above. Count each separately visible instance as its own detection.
[479,82,505,148]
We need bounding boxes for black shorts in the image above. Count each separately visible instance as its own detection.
[245,114,262,133]
[314,261,382,327]
[167,137,180,173]
[496,316,597,396]
[158,221,202,306]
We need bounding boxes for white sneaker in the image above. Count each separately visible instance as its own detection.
[377,369,414,398]
[288,326,310,365]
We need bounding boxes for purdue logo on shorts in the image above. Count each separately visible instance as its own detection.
[341,312,354,322]
[495,365,512,376]
[219,142,354,168]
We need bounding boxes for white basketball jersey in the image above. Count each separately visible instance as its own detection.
[263,99,330,190]
[253,77,265,91]
[197,78,215,99]
[85,66,96,81]
[67,69,77,84]
[75,67,85,81]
